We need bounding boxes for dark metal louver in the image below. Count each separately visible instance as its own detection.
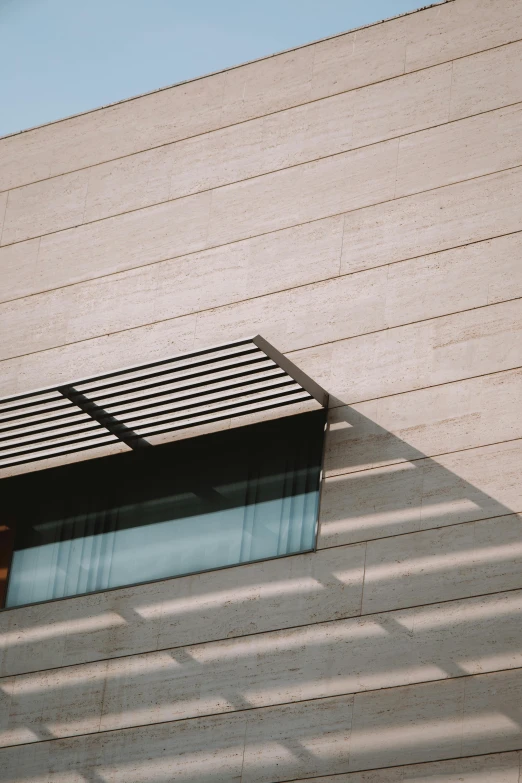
[0,336,328,473]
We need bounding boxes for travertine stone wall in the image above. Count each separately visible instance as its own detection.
[1,0,522,780]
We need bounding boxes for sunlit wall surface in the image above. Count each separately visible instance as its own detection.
[1,0,522,780]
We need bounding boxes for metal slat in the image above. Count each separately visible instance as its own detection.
[0,418,100,446]
[0,427,117,460]
[0,434,119,469]
[92,360,279,408]
[0,336,328,472]
[75,342,261,395]
[137,390,313,439]
[102,371,290,420]
[0,398,73,423]
[126,386,310,435]
[118,379,301,427]
[0,410,89,435]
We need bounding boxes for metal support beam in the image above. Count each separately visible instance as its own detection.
[252,335,329,408]
[58,386,151,450]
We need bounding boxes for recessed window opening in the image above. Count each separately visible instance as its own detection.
[1,410,326,609]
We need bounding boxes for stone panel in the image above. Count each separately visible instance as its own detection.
[195,231,522,355]
[219,46,315,126]
[2,670,522,782]
[4,118,521,307]
[311,14,410,100]
[395,103,522,198]
[292,752,521,783]
[0,171,89,246]
[35,191,211,293]
[324,364,522,477]
[0,217,343,358]
[0,72,227,193]
[384,230,522,316]
[2,289,520,408]
[193,265,388,357]
[0,239,40,304]
[155,215,344,322]
[461,669,522,756]
[0,709,248,783]
[0,311,198,399]
[0,61,454,250]
[450,39,522,120]
[1,590,521,746]
[1,0,521,198]
[0,543,365,678]
[1,73,516,256]
[350,62,452,147]
[361,512,522,614]
[404,0,522,71]
[207,139,398,247]
[82,144,174,226]
[320,438,522,547]
[3,224,522,365]
[0,191,6,238]
[0,695,353,783]
[312,0,522,99]
[291,298,522,406]
[341,166,522,274]
[348,669,522,771]
[3,222,521,365]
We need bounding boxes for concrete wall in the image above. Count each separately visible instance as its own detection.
[1,0,522,779]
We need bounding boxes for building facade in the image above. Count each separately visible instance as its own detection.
[1,0,522,779]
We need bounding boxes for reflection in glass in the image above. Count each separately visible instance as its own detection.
[4,411,325,608]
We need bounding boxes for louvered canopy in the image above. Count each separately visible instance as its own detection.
[0,336,328,475]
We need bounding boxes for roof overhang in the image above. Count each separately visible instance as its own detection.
[0,336,328,478]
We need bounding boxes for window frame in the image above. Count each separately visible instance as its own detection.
[0,409,328,611]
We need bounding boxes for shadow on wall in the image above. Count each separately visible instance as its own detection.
[0,406,521,782]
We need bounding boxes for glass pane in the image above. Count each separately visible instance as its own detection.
[4,411,325,608]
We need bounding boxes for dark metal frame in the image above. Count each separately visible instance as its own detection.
[0,336,328,471]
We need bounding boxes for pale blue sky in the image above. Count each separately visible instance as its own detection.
[0,0,438,137]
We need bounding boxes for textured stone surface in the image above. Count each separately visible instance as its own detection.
[320,438,522,547]
[292,752,521,783]
[2,225,522,366]
[0,543,365,677]
[342,165,522,274]
[450,38,522,120]
[290,298,522,405]
[1,590,521,747]
[2,670,522,781]
[0,61,455,248]
[1,2,521,780]
[361,512,522,614]
[395,104,522,198]
[3,0,521,195]
[324,365,522,477]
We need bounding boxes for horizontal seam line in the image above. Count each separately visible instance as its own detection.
[1,292,520,372]
[0,545,519,681]
[275,748,521,783]
[0,58,516,203]
[0,660,521,751]
[1,219,522,313]
[1,16,516,196]
[324,361,522,408]
[318,507,522,551]
[322,434,522,480]
[1,96,522,251]
[0,1,454,143]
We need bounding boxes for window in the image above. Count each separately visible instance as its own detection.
[2,410,326,609]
